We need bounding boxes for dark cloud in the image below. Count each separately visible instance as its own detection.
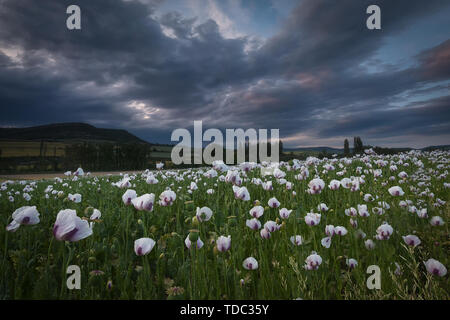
[0,0,449,148]
[316,96,450,139]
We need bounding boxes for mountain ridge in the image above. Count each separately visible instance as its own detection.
[0,122,150,144]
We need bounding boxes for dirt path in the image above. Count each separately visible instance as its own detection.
[0,170,143,182]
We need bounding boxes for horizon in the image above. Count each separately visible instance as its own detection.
[0,1,449,149]
[1,121,447,150]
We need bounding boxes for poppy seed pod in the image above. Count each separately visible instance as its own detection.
[188,230,199,242]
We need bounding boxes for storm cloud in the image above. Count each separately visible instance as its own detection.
[0,0,449,148]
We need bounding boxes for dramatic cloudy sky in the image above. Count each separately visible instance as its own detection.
[0,0,449,148]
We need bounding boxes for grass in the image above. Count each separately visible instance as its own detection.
[0,152,449,300]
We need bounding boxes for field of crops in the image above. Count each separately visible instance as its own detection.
[0,150,448,300]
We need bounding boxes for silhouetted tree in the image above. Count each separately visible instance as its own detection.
[344,139,350,155]
[353,136,363,154]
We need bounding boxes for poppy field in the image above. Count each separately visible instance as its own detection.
[0,150,448,300]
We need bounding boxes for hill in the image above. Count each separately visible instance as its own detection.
[0,122,148,144]
[284,146,347,154]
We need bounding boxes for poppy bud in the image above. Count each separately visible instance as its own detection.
[192,216,199,227]
[188,229,199,242]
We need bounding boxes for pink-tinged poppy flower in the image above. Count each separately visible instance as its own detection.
[206,189,214,195]
[260,228,271,239]
[430,216,444,226]
[246,218,261,230]
[196,206,213,222]
[131,193,155,212]
[146,174,159,184]
[90,209,101,220]
[305,212,321,226]
[325,225,335,237]
[184,235,204,249]
[408,206,417,214]
[356,229,366,239]
[243,257,258,270]
[321,236,332,248]
[417,208,428,218]
[159,190,176,206]
[156,162,164,169]
[240,162,254,173]
[340,178,352,189]
[402,235,421,247]
[346,258,358,269]
[279,208,292,219]
[249,206,264,218]
[388,186,404,196]
[308,178,325,194]
[424,259,447,277]
[6,206,40,232]
[213,160,228,172]
[376,222,393,240]
[317,203,328,212]
[68,193,82,203]
[225,170,242,185]
[357,204,370,217]
[345,207,357,217]
[350,218,358,228]
[305,252,322,270]
[134,237,156,256]
[113,177,131,188]
[290,235,303,246]
[262,181,273,191]
[189,182,198,191]
[398,171,408,179]
[378,201,390,210]
[328,179,340,190]
[394,262,402,276]
[233,186,250,201]
[285,182,293,190]
[372,207,384,215]
[6,220,20,232]
[216,235,231,252]
[399,200,408,207]
[365,239,375,250]
[335,226,348,236]
[273,168,286,179]
[74,167,84,176]
[122,189,137,205]
[264,220,280,233]
[53,209,93,242]
[268,197,280,208]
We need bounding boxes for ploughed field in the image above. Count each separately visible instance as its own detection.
[0,150,449,299]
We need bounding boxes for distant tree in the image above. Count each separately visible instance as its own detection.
[344,139,350,155]
[39,140,44,158]
[353,136,363,154]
